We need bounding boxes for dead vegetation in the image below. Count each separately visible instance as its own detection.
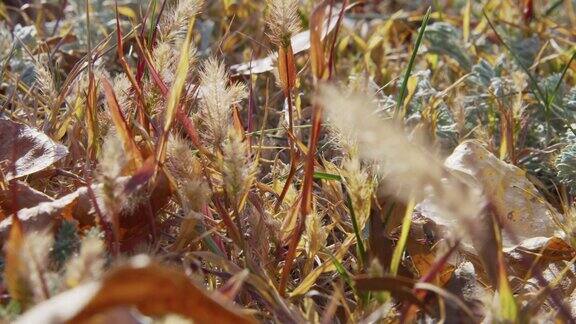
[0,0,576,322]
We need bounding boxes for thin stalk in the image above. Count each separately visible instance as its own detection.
[286,83,294,134]
[274,47,298,212]
[548,50,576,107]
[274,152,297,213]
[482,11,547,118]
[85,0,98,159]
[279,99,323,296]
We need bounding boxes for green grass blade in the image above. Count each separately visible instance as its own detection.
[346,194,367,268]
[548,50,576,108]
[327,251,368,304]
[482,11,547,109]
[395,7,431,119]
[544,0,564,16]
[313,172,342,181]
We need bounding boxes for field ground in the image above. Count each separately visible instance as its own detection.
[1,0,576,322]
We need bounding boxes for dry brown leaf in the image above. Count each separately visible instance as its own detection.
[277,44,297,94]
[0,183,101,242]
[16,256,257,324]
[0,181,54,214]
[0,118,68,181]
[405,222,455,286]
[505,237,575,261]
[309,0,329,81]
[505,236,575,279]
[0,166,170,246]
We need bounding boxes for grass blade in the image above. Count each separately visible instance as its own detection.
[346,192,366,268]
[155,17,195,165]
[313,171,342,181]
[394,7,431,119]
[482,11,547,112]
[389,197,415,275]
[548,50,576,108]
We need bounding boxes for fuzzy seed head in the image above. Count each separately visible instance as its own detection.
[112,73,133,116]
[220,128,255,205]
[34,55,58,101]
[153,42,179,85]
[167,135,211,212]
[21,231,54,303]
[304,212,327,260]
[318,85,485,239]
[342,156,375,229]
[64,229,106,288]
[98,133,127,180]
[160,0,204,44]
[198,58,246,145]
[265,0,301,47]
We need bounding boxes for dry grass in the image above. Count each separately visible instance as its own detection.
[0,0,576,322]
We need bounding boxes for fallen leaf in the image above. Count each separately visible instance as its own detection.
[422,140,561,248]
[505,236,575,279]
[0,181,53,214]
[0,118,68,181]
[0,183,98,241]
[408,243,455,287]
[16,256,257,324]
[0,164,172,251]
[505,237,575,262]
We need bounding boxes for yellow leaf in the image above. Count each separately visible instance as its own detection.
[4,217,32,308]
[116,6,136,19]
[401,75,419,117]
[463,0,471,42]
[156,17,195,165]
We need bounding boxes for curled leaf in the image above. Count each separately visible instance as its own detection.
[0,181,53,214]
[0,118,68,181]
[444,141,561,247]
[16,256,257,324]
[0,164,170,247]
